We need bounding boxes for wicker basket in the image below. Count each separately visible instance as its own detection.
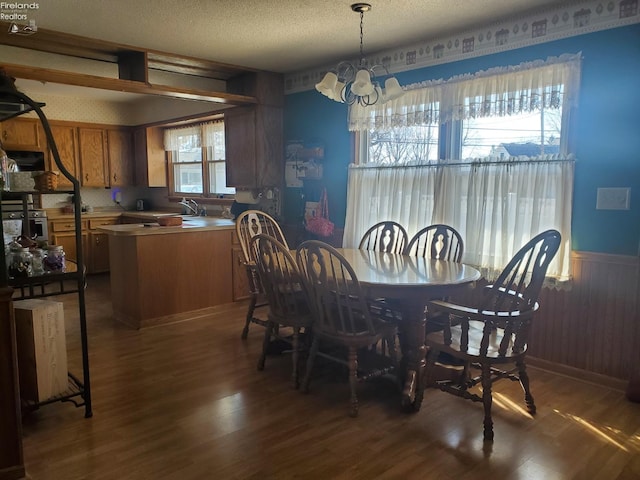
[33,171,59,192]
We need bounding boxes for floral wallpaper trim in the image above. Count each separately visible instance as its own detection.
[284,0,640,94]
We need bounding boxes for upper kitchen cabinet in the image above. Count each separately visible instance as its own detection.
[106,128,134,187]
[225,72,283,189]
[78,127,108,187]
[40,123,80,191]
[133,126,166,187]
[1,117,40,150]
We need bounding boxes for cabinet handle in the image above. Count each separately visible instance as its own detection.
[113,173,117,182]
[95,237,100,245]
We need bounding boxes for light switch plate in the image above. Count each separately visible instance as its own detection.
[596,187,630,210]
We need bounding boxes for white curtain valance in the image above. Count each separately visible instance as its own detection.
[163,120,224,151]
[349,53,582,132]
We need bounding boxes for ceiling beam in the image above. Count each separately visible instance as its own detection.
[2,64,257,105]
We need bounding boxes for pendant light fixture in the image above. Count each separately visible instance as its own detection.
[315,3,404,106]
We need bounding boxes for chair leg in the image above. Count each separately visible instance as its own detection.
[242,293,258,339]
[348,346,359,417]
[386,335,401,389]
[301,336,319,394]
[517,359,536,414]
[481,363,494,441]
[291,327,300,390]
[257,321,274,371]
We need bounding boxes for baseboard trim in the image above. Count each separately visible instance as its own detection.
[528,356,628,392]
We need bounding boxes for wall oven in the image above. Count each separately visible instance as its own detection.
[2,207,48,245]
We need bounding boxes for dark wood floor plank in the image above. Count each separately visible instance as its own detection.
[19,274,640,480]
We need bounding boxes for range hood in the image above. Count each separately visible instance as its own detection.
[0,99,44,122]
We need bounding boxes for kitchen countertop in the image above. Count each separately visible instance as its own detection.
[96,216,235,236]
[46,209,127,219]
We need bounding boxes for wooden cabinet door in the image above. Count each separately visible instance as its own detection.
[232,244,251,301]
[133,127,166,187]
[224,105,283,189]
[78,128,108,187]
[1,118,40,150]
[50,231,88,266]
[107,129,134,187]
[44,124,79,190]
[89,232,111,273]
[225,106,257,188]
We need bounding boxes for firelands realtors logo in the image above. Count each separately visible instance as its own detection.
[1,2,39,35]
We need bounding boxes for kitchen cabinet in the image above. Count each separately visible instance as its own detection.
[225,71,283,190]
[49,218,88,267]
[41,123,79,190]
[225,105,283,189]
[1,117,40,150]
[133,126,166,187]
[87,217,119,273]
[232,239,250,302]
[78,127,108,187]
[107,128,134,187]
[48,215,119,274]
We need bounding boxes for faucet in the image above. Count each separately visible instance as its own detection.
[178,199,199,216]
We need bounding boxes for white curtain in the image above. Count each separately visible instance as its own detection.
[163,121,223,152]
[344,157,573,283]
[343,164,437,248]
[344,54,580,284]
[163,125,201,151]
[349,53,582,133]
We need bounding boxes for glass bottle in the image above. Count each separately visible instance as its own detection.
[44,245,66,273]
[31,248,46,276]
[8,246,33,278]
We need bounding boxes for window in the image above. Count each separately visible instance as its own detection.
[345,54,581,283]
[164,120,235,197]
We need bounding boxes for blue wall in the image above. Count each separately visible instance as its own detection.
[284,24,640,255]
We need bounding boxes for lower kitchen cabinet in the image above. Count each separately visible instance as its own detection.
[48,216,119,274]
[232,243,251,302]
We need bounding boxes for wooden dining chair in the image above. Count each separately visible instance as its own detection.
[358,221,408,254]
[405,224,464,261]
[424,229,561,441]
[235,210,288,339]
[296,240,399,417]
[251,234,313,389]
[405,224,465,333]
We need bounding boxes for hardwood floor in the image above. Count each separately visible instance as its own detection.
[20,274,640,480]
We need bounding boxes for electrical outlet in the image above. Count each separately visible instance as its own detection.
[596,187,630,210]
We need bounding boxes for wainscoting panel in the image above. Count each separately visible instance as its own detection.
[531,252,640,381]
[449,251,639,385]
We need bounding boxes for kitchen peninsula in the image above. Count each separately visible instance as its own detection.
[98,216,237,329]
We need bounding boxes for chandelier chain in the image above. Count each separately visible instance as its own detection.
[359,10,365,64]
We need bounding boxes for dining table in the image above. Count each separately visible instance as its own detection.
[334,248,481,412]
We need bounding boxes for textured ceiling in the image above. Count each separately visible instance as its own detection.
[19,0,565,74]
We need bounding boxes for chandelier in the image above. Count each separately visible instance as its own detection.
[315,3,404,107]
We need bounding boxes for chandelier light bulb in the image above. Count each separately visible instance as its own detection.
[314,3,404,107]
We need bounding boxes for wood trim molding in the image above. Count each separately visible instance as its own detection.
[2,63,257,106]
[571,250,640,266]
[0,20,258,80]
[528,357,628,392]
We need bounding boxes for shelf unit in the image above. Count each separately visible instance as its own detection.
[1,86,92,419]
